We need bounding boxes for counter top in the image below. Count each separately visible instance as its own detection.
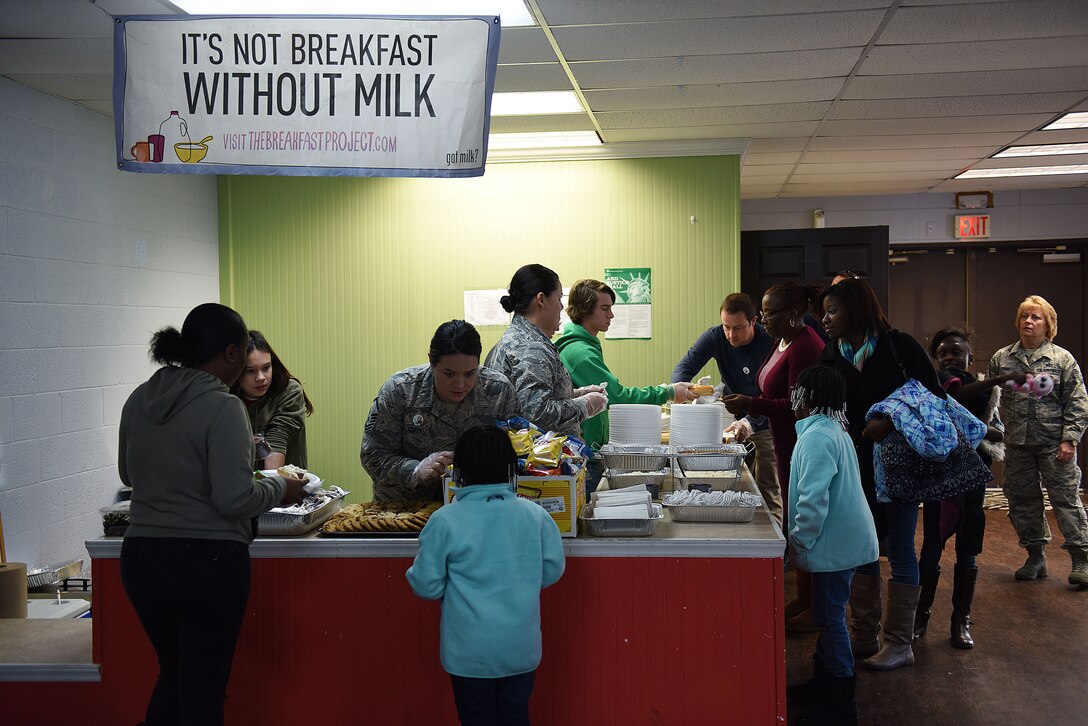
[0,619,99,682]
[88,467,784,560]
[88,507,783,559]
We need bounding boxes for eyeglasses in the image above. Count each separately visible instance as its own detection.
[761,307,791,319]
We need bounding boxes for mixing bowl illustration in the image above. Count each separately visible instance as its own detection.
[175,135,213,163]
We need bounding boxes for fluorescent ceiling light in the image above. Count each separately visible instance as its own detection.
[173,1,536,26]
[491,91,583,116]
[488,131,600,150]
[994,143,1088,157]
[956,165,1088,179]
[1042,112,1088,130]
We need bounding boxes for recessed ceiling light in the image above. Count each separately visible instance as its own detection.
[173,1,536,27]
[490,91,583,116]
[1042,112,1088,130]
[956,165,1088,179]
[488,131,600,150]
[994,143,1088,157]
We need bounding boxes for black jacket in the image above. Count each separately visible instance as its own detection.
[819,329,944,531]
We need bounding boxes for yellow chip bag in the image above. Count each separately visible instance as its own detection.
[528,434,564,468]
[508,429,535,456]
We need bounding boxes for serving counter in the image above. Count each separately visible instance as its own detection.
[1,469,786,725]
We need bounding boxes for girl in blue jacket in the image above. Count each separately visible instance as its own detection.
[787,366,879,726]
[406,425,565,726]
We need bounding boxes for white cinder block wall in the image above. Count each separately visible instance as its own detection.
[0,78,220,572]
[742,188,1088,243]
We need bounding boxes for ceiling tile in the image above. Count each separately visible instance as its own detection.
[602,121,818,142]
[789,170,952,182]
[498,28,556,64]
[971,152,1088,168]
[802,147,1000,163]
[828,93,1086,120]
[495,63,573,92]
[861,37,1088,74]
[551,11,885,61]
[846,67,1088,99]
[596,102,830,128]
[744,152,803,165]
[747,138,810,152]
[806,132,1021,149]
[818,115,1054,135]
[5,73,112,101]
[795,160,974,173]
[0,39,112,74]
[536,0,892,25]
[77,98,114,116]
[570,49,863,88]
[878,0,1088,43]
[584,79,845,111]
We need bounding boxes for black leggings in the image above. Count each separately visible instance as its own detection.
[918,485,986,571]
[121,537,251,726]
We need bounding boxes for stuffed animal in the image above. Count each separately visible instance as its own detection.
[1006,372,1055,398]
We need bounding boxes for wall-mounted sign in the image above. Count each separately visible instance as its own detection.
[604,268,652,339]
[113,15,500,178]
[954,214,991,239]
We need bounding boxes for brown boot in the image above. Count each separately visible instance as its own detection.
[864,581,921,671]
[849,573,882,659]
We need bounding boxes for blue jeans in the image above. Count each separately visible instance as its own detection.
[857,501,920,585]
[121,537,251,726]
[449,671,536,726]
[810,569,856,677]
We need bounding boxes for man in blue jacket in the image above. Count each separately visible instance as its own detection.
[671,292,781,526]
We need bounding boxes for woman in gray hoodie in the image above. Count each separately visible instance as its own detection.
[119,303,306,726]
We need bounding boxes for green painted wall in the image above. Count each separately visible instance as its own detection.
[219,155,740,501]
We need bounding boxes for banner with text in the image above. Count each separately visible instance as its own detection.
[114,15,500,178]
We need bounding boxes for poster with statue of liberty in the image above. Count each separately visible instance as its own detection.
[604,267,651,340]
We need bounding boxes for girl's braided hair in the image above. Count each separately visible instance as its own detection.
[790,365,848,429]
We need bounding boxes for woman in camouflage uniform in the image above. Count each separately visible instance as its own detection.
[484,264,608,437]
[361,320,520,503]
[988,295,1088,587]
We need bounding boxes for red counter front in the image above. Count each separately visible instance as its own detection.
[2,513,786,725]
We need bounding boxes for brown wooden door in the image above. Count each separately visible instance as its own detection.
[741,226,890,308]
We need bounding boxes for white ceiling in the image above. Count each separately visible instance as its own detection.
[3,0,1088,198]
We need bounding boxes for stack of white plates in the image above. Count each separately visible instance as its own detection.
[670,403,725,446]
[609,404,662,445]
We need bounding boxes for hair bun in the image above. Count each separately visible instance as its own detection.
[498,294,515,313]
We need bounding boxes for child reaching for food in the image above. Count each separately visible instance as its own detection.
[787,366,878,726]
[406,425,565,726]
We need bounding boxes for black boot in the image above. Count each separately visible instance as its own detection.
[913,565,940,640]
[796,674,858,726]
[950,564,977,649]
[787,654,826,706]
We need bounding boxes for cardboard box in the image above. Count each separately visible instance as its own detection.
[442,466,586,537]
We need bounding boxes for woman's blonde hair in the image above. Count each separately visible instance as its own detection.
[566,279,615,325]
[1016,295,1058,340]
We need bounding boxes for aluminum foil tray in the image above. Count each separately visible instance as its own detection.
[258,491,347,536]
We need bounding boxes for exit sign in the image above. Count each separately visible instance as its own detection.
[955,214,991,239]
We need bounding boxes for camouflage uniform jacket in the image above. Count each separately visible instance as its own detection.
[360,364,519,502]
[987,339,1088,446]
[484,314,590,437]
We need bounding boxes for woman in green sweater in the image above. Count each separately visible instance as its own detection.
[556,279,697,491]
[230,330,314,469]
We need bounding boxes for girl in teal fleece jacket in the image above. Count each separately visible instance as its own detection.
[406,425,564,725]
[787,365,878,726]
[555,279,696,452]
